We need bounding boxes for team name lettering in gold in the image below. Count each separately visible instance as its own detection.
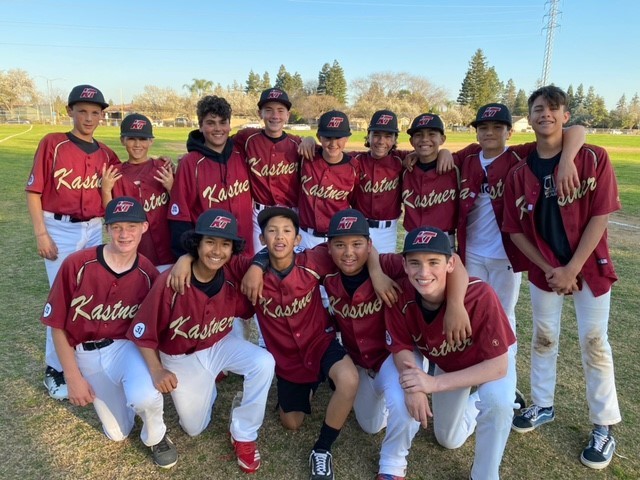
[202,180,250,207]
[329,296,383,319]
[260,290,314,318]
[558,176,596,206]
[248,157,298,178]
[402,188,457,209]
[169,315,234,340]
[144,191,169,212]
[70,295,139,322]
[362,177,398,194]
[301,175,350,201]
[415,336,473,356]
[54,168,101,191]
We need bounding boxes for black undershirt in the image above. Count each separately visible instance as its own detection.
[66,132,100,154]
[268,262,295,281]
[191,267,225,297]
[96,245,139,278]
[416,160,437,173]
[416,291,443,325]
[340,267,370,298]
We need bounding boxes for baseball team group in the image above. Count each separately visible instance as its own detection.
[25,82,621,479]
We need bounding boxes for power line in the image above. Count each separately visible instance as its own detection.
[540,0,561,86]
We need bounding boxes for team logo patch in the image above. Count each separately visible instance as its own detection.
[268,90,283,100]
[27,174,34,186]
[43,303,52,317]
[170,203,179,215]
[492,339,499,347]
[326,117,344,128]
[376,114,393,126]
[417,115,433,126]
[113,200,134,213]
[481,106,502,119]
[130,119,147,130]
[413,230,438,245]
[385,330,392,346]
[80,88,97,99]
[132,322,146,338]
[597,258,609,265]
[337,216,358,230]
[210,215,232,229]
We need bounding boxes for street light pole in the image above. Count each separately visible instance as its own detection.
[36,76,65,125]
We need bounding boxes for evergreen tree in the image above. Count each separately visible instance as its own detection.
[261,71,271,90]
[325,60,347,104]
[290,72,304,94]
[501,79,517,111]
[513,89,528,116]
[457,49,502,110]
[574,84,585,109]
[245,70,261,94]
[629,93,640,128]
[317,63,331,95]
[566,84,576,110]
[274,65,293,92]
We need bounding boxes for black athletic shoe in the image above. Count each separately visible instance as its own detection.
[151,434,178,469]
[580,425,616,470]
[309,449,334,480]
[44,366,67,400]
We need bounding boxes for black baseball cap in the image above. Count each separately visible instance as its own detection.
[257,88,292,110]
[471,103,513,128]
[104,197,147,224]
[120,113,154,138]
[68,84,109,109]
[407,113,445,136]
[402,226,452,256]
[328,209,369,238]
[317,110,352,138]
[368,110,399,133]
[195,209,243,241]
[257,206,299,232]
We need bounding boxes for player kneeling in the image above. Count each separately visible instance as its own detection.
[41,197,177,469]
[386,227,517,480]
[128,209,275,474]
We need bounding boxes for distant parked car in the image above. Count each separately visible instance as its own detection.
[286,124,312,131]
[241,123,262,129]
[6,118,30,124]
[174,117,192,128]
[610,129,622,135]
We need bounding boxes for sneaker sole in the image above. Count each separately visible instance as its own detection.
[43,379,68,401]
[580,453,612,470]
[230,436,260,473]
[511,416,554,433]
[154,458,177,469]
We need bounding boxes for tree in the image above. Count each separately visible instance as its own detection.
[324,60,347,105]
[260,71,271,90]
[611,94,630,128]
[245,70,261,94]
[457,49,503,111]
[182,78,213,98]
[295,94,342,122]
[0,69,38,116]
[566,84,576,111]
[513,89,528,116]
[574,84,585,110]
[274,65,293,92]
[317,63,330,95]
[501,79,517,111]
[132,86,185,120]
[629,93,640,129]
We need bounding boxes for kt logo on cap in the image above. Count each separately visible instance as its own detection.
[414,230,438,245]
[80,88,98,99]
[130,119,147,130]
[327,117,344,128]
[481,106,502,119]
[418,115,434,126]
[113,200,135,213]
[211,216,232,229]
[337,216,358,230]
[376,115,394,126]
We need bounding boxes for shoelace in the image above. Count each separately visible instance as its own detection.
[154,438,172,453]
[50,370,65,386]
[235,441,258,459]
[313,452,329,475]
[522,405,544,419]
[590,430,610,453]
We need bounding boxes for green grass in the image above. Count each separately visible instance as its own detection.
[1,125,639,479]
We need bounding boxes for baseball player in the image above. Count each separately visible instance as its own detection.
[26,84,120,400]
[128,209,274,474]
[41,197,177,469]
[402,114,460,248]
[386,226,517,480]
[168,95,254,258]
[252,206,362,480]
[503,86,621,470]
[102,113,176,272]
[323,209,470,480]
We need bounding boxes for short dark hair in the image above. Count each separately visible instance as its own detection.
[197,95,232,126]
[364,131,398,151]
[181,230,245,258]
[528,86,569,113]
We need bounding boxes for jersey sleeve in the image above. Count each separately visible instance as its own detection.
[471,284,515,359]
[305,243,337,278]
[384,298,416,354]
[100,143,121,167]
[509,142,536,159]
[501,163,526,234]
[168,156,197,222]
[127,271,172,349]
[380,253,405,280]
[588,147,621,216]
[26,136,52,194]
[41,255,78,329]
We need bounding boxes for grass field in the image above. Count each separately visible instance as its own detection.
[0,125,638,479]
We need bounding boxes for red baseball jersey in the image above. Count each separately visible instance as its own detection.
[168,149,254,255]
[323,254,404,371]
[233,128,301,207]
[112,159,175,266]
[401,163,460,233]
[352,151,404,221]
[26,132,120,219]
[385,277,515,372]
[41,246,159,347]
[128,257,253,355]
[502,144,620,296]
[456,142,535,271]
[255,245,336,383]
[298,150,361,233]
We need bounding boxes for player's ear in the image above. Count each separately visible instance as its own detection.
[141,222,150,234]
[562,109,571,125]
[402,256,409,274]
[294,233,302,246]
[120,137,126,146]
[259,233,266,246]
[506,127,513,140]
[446,254,456,273]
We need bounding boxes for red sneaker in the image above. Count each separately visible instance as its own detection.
[231,436,261,473]
[375,474,405,480]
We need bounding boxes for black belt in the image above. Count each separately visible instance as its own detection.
[53,213,85,223]
[82,339,114,351]
[367,219,392,228]
[301,227,328,238]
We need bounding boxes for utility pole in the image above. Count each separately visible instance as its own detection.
[541,0,560,86]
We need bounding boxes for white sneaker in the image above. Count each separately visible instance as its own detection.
[44,366,68,400]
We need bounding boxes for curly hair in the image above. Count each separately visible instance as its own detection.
[180,230,245,259]
[196,95,232,126]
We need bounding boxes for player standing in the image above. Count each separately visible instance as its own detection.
[102,113,176,271]
[386,226,517,480]
[503,86,621,470]
[41,197,177,468]
[26,84,120,400]
[129,209,274,473]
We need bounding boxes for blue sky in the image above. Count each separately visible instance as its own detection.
[1,0,638,109]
